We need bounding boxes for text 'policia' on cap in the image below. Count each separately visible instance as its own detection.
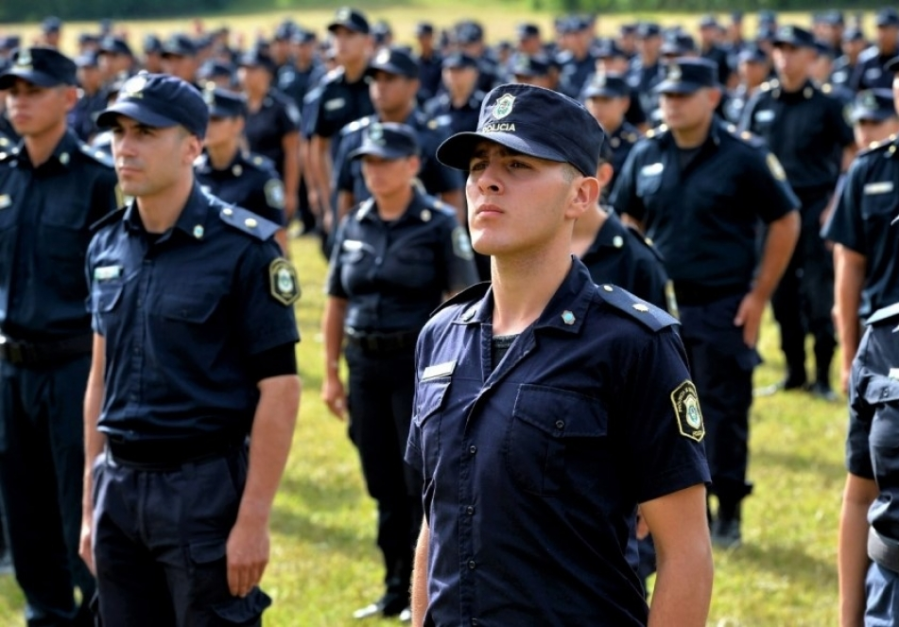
[436,83,605,177]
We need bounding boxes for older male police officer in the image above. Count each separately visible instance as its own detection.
[0,47,119,626]
[80,73,301,626]
[408,84,713,626]
[613,59,800,547]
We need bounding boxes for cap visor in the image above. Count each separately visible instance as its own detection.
[349,146,413,160]
[436,131,569,171]
[585,89,625,99]
[853,109,893,123]
[0,69,63,90]
[208,106,240,119]
[654,80,704,95]
[327,21,362,33]
[96,101,180,131]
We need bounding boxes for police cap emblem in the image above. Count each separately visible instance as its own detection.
[368,123,385,145]
[15,48,32,69]
[269,258,301,306]
[667,63,682,81]
[375,48,391,65]
[492,93,515,120]
[120,75,148,99]
[671,380,705,442]
[862,90,878,111]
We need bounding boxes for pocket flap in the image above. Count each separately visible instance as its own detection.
[865,376,899,404]
[94,285,123,313]
[512,384,606,437]
[414,380,450,427]
[160,293,218,323]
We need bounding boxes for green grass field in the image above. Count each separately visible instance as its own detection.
[0,233,849,626]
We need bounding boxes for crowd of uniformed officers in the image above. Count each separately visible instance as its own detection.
[2,3,899,625]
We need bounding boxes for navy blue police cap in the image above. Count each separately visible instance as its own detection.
[349,122,419,160]
[366,47,419,79]
[75,50,100,69]
[637,22,661,38]
[773,25,816,48]
[198,60,235,82]
[436,83,605,177]
[96,73,208,138]
[162,33,198,58]
[442,52,479,70]
[0,36,19,51]
[0,47,77,90]
[328,7,370,35]
[203,85,246,118]
[731,11,744,23]
[581,72,629,99]
[593,38,627,59]
[517,23,540,39]
[758,10,777,26]
[42,16,62,34]
[698,15,719,29]
[877,8,899,28]
[238,48,277,74]
[851,89,896,123]
[738,43,769,64]
[99,36,132,57]
[844,26,866,43]
[291,28,316,44]
[655,58,719,94]
[274,20,297,41]
[415,22,434,37]
[510,53,550,78]
[661,32,696,56]
[620,23,638,35]
[78,33,99,47]
[143,34,163,54]
[456,23,484,44]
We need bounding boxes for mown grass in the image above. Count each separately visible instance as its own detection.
[0,233,849,626]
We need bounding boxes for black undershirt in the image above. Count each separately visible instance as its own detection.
[491,335,518,371]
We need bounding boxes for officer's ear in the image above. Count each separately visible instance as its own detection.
[564,169,600,221]
[406,154,421,178]
[61,85,78,113]
[706,86,722,110]
[595,162,614,190]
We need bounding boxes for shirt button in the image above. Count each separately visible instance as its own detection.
[468,560,476,569]
[555,420,565,429]
[469,445,477,455]
[466,505,474,515]
[471,620,479,626]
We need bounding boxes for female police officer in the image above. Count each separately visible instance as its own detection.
[839,300,899,625]
[321,122,477,620]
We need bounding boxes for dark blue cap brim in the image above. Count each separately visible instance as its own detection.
[772,37,815,49]
[349,145,415,160]
[366,63,417,79]
[0,69,66,90]
[584,88,627,99]
[655,80,710,95]
[96,101,181,131]
[852,108,895,123]
[208,105,241,118]
[885,57,899,73]
[328,21,367,34]
[436,130,571,172]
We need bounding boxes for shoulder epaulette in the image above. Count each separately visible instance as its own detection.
[430,281,491,317]
[597,283,678,332]
[341,116,372,136]
[625,224,664,262]
[90,206,126,233]
[217,203,279,241]
[644,124,668,139]
[0,136,10,149]
[247,152,277,172]
[424,196,456,218]
[860,134,898,156]
[321,67,345,84]
[867,302,899,326]
[731,127,766,149]
[78,142,114,168]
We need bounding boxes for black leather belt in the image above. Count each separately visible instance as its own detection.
[107,433,246,472]
[0,333,92,367]
[345,328,418,354]
[673,283,747,307]
[869,527,899,574]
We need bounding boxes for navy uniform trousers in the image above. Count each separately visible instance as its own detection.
[0,355,94,626]
[678,293,758,515]
[92,443,271,626]
[346,343,423,608]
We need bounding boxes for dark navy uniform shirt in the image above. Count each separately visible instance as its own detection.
[606,121,640,188]
[557,50,596,99]
[830,56,854,90]
[850,46,896,92]
[0,130,118,341]
[195,150,285,225]
[847,302,899,540]
[68,89,107,142]
[333,112,462,202]
[244,89,300,179]
[326,189,478,333]
[276,61,324,109]
[302,67,375,142]
[822,137,899,318]
[581,210,672,313]
[423,90,486,136]
[611,119,799,291]
[416,51,444,104]
[626,59,662,121]
[405,259,710,626]
[87,185,299,443]
[739,79,853,193]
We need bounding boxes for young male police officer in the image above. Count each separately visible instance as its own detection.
[408,84,713,627]
[79,74,301,626]
[0,47,119,626]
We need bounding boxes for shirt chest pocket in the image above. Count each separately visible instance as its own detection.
[505,384,607,496]
[860,187,899,219]
[412,378,450,479]
[388,246,437,288]
[866,377,899,453]
[92,282,124,334]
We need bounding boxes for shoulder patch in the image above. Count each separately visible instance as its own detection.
[867,302,899,326]
[264,179,285,209]
[269,257,301,305]
[79,142,114,168]
[766,152,787,181]
[430,282,491,318]
[598,284,678,332]
[342,116,372,135]
[218,203,280,241]
[671,380,705,442]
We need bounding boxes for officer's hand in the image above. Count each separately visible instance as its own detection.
[840,363,852,395]
[322,375,347,420]
[226,517,270,598]
[79,520,94,575]
[283,194,298,223]
[734,291,765,348]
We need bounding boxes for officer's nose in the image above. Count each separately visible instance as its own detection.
[472,160,504,195]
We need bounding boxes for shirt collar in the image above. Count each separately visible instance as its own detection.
[457,257,593,335]
[15,128,80,170]
[122,183,210,241]
[356,187,433,225]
